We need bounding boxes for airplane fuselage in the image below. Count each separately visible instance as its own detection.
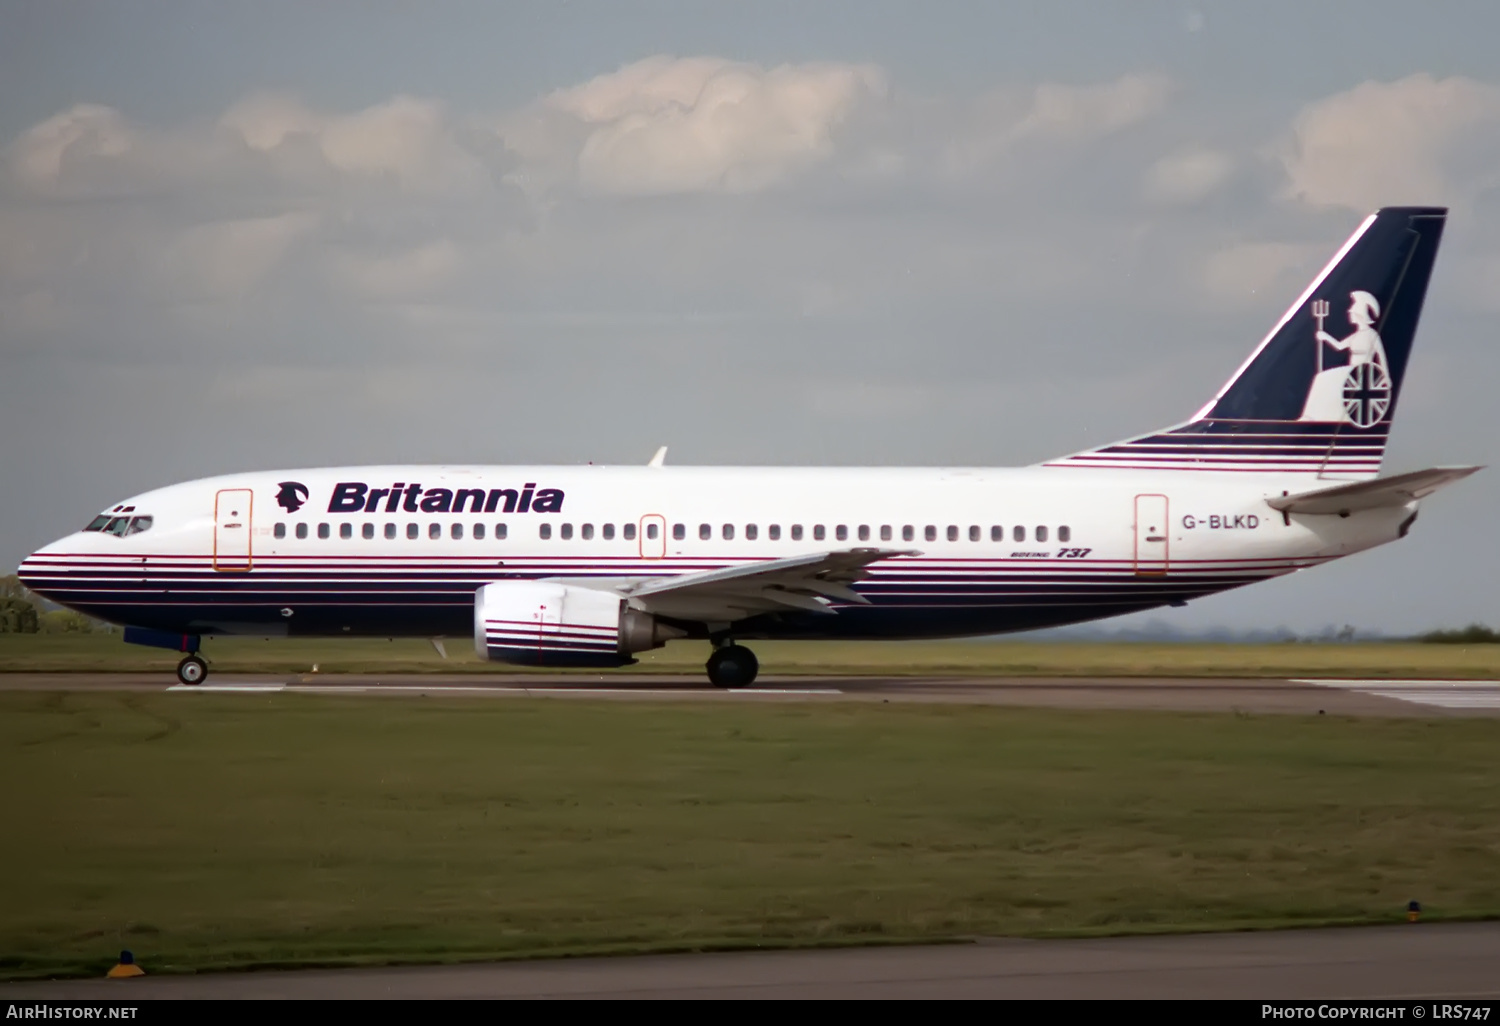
[18,464,1413,642]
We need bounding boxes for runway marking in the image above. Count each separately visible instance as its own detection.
[169,683,842,696]
[1296,679,1500,710]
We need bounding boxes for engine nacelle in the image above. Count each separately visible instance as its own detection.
[473,581,683,667]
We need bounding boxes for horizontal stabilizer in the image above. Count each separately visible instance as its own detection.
[1267,465,1481,515]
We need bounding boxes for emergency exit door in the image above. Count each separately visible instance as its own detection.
[214,488,253,571]
[1133,493,1169,576]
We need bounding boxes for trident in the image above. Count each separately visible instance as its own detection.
[1311,298,1330,373]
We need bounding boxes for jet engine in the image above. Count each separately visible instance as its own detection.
[473,581,684,667]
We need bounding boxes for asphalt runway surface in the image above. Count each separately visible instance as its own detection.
[5,923,1499,999]
[5,671,1500,716]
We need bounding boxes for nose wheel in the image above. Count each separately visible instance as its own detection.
[706,644,758,688]
[176,654,208,686]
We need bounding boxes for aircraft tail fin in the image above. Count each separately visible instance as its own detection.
[1044,207,1447,478]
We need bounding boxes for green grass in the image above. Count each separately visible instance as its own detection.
[4,633,1500,678]
[2,692,1500,979]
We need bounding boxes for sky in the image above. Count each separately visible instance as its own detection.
[2,1,1498,635]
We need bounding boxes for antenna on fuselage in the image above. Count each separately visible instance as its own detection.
[648,446,668,468]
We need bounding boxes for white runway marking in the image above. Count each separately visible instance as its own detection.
[1297,679,1500,710]
[170,683,842,696]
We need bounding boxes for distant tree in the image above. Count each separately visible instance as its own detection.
[0,597,39,633]
[1418,624,1500,644]
[38,609,98,634]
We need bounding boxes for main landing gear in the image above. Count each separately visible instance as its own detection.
[176,654,208,686]
[706,643,758,689]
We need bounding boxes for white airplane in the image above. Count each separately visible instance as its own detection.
[17,207,1480,688]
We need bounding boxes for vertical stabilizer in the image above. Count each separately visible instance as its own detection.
[1045,207,1447,478]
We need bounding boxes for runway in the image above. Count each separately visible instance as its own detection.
[4,672,1500,716]
[4,922,1500,999]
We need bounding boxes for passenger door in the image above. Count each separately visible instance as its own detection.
[1133,494,1169,576]
[214,488,254,571]
[638,514,667,559]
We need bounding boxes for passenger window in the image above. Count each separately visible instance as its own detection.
[340,523,353,540]
[813,525,825,541]
[407,523,418,539]
[769,524,781,541]
[384,523,396,540]
[925,526,936,542]
[836,525,848,541]
[722,524,734,540]
[452,523,464,540]
[1059,525,1071,542]
[274,523,286,539]
[318,523,330,539]
[602,523,614,540]
[474,523,486,540]
[1036,525,1048,542]
[646,523,659,540]
[903,525,914,542]
[429,523,441,540]
[624,523,637,541]
[791,525,804,541]
[672,523,684,541]
[946,525,958,542]
[496,523,508,540]
[540,523,552,540]
[582,524,594,540]
[969,525,980,542]
[699,523,711,540]
[362,523,375,539]
[296,523,308,540]
[561,523,573,540]
[1014,525,1025,542]
[991,525,1002,541]
[746,524,758,540]
[857,525,870,542]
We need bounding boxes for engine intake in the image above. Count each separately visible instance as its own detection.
[474,581,683,667]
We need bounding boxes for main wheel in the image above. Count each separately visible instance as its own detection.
[706,645,759,688]
[176,654,207,686]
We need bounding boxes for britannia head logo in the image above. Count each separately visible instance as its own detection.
[275,482,309,514]
[1297,290,1391,427]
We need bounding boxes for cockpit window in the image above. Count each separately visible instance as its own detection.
[94,514,153,537]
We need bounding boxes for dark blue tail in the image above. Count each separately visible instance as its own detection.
[1047,207,1447,478]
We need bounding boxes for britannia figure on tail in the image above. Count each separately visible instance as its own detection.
[1299,289,1391,427]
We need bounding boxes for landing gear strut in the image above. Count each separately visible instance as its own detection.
[706,643,758,689]
[176,654,208,686]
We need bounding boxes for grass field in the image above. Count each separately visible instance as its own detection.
[3,691,1500,979]
[3,633,1500,679]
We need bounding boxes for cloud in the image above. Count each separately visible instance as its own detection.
[7,104,135,192]
[514,56,887,195]
[940,72,1173,181]
[1200,241,1321,306]
[159,212,320,302]
[1144,145,1234,204]
[1282,73,1500,211]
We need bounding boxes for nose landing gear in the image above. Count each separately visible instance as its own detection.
[706,643,758,689]
[176,654,208,686]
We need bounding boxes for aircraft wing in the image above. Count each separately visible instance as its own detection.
[615,548,919,622]
[1266,465,1482,515]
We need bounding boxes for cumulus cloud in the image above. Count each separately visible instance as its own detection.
[1199,241,1321,306]
[1144,145,1234,203]
[506,56,886,195]
[940,72,1172,180]
[1282,73,1500,211]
